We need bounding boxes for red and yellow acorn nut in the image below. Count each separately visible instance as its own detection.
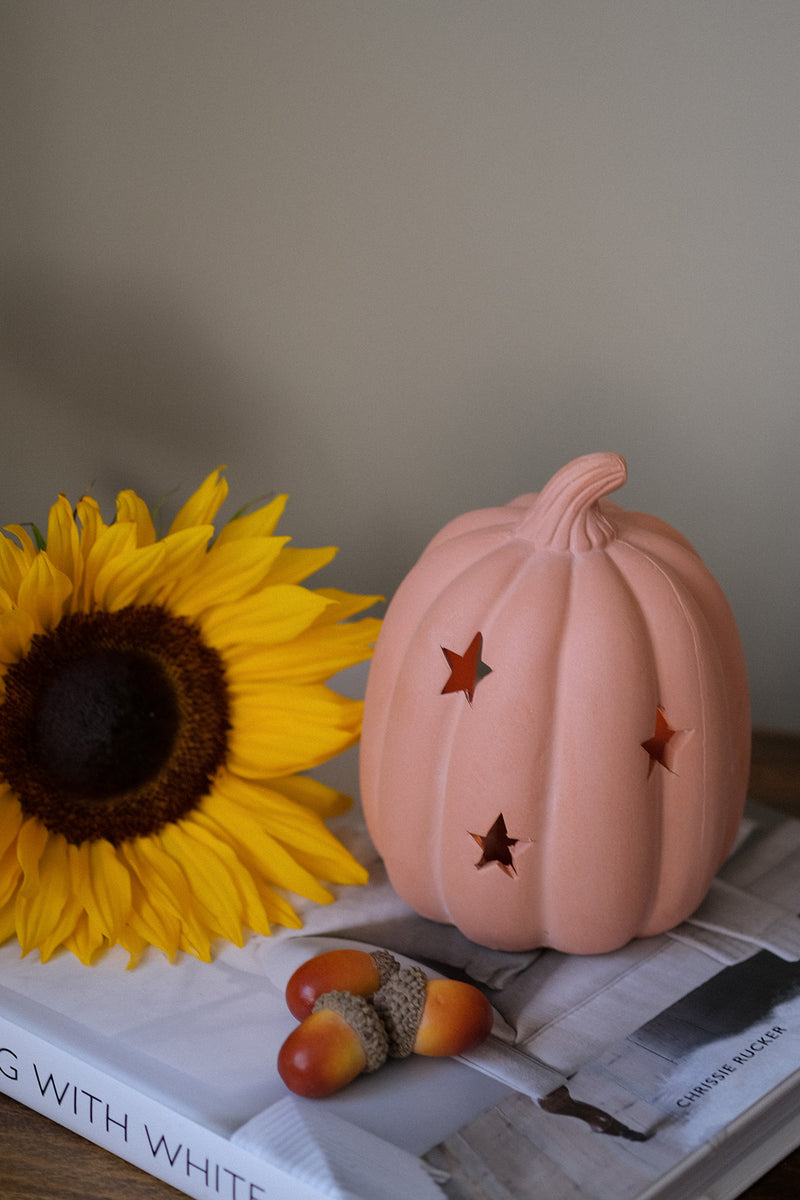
[373,966,494,1059]
[277,990,389,1098]
[285,948,401,1021]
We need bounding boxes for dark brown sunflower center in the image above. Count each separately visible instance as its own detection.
[0,606,230,845]
[33,648,180,798]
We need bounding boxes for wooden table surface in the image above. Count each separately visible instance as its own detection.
[1,729,799,1200]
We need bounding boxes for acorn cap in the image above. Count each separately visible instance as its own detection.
[370,948,401,987]
[312,990,389,1073]
[372,965,428,1058]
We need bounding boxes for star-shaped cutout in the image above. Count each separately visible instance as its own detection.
[441,632,491,704]
[470,812,519,878]
[641,707,685,777]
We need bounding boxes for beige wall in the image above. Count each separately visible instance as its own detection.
[2,2,798,728]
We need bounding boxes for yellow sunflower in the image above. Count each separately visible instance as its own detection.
[0,468,381,966]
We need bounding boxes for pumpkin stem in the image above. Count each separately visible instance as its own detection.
[514,452,627,552]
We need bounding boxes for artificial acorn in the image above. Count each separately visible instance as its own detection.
[277,953,495,1098]
[285,947,400,1020]
[277,990,389,1098]
[372,966,494,1058]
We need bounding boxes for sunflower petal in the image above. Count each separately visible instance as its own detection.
[0,900,17,944]
[313,588,384,622]
[258,886,304,929]
[268,773,353,818]
[37,894,87,963]
[0,840,22,908]
[229,685,362,777]
[158,823,244,945]
[121,839,197,926]
[16,819,49,899]
[75,495,108,558]
[215,494,288,543]
[0,608,36,666]
[265,545,338,585]
[2,525,37,566]
[169,467,228,533]
[227,618,382,684]
[117,926,149,969]
[68,842,132,941]
[82,522,138,609]
[182,813,274,934]
[124,875,182,961]
[16,553,73,633]
[0,530,33,600]
[211,775,366,886]
[0,788,23,858]
[45,495,82,597]
[92,540,167,611]
[62,909,106,965]
[16,832,77,958]
[195,794,335,905]
[116,490,157,546]
[134,525,214,606]
[215,768,351,825]
[199,586,331,650]
[0,794,22,891]
[168,538,281,615]
[121,838,212,961]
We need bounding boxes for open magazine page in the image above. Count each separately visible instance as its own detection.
[425,806,800,1200]
[426,948,800,1200]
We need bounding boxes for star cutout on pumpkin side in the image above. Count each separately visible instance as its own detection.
[441,632,492,704]
[641,707,687,777]
[470,812,519,878]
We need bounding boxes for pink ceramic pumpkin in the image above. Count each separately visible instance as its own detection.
[360,453,750,955]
